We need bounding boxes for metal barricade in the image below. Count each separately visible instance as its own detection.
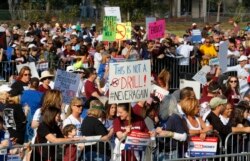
[224,133,250,161]
[0,139,113,161]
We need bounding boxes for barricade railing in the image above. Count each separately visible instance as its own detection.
[0,138,114,161]
[224,132,250,161]
[114,131,222,161]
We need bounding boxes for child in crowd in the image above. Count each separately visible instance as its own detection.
[63,124,77,161]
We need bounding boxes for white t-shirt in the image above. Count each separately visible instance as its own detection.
[63,114,83,136]
[177,44,194,65]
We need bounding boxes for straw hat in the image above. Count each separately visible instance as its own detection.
[40,71,54,81]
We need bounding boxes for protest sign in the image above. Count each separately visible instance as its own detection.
[116,22,132,40]
[218,41,229,73]
[16,62,39,78]
[152,84,169,101]
[125,131,151,151]
[145,17,156,33]
[188,136,218,157]
[109,60,151,104]
[104,7,121,22]
[54,70,80,104]
[180,79,201,99]
[192,65,211,85]
[209,58,219,66]
[148,19,165,40]
[191,29,202,43]
[102,16,117,41]
[0,26,7,50]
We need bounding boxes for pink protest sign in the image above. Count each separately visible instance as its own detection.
[148,19,165,40]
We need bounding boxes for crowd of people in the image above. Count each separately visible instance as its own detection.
[0,20,249,161]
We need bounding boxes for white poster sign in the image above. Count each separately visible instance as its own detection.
[180,79,201,99]
[104,7,121,22]
[109,60,151,104]
[16,62,39,78]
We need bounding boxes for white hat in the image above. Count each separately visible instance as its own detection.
[66,66,74,72]
[0,84,11,92]
[52,35,58,40]
[11,44,17,48]
[28,44,37,48]
[40,70,54,81]
[24,36,34,43]
[71,25,76,30]
[237,55,248,62]
[192,23,197,26]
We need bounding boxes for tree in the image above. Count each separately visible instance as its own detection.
[109,0,136,21]
[8,0,21,20]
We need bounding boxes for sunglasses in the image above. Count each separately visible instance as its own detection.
[230,80,237,83]
[74,104,83,108]
[24,73,31,76]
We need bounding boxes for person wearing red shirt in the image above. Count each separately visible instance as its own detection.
[84,68,102,99]
[113,103,149,161]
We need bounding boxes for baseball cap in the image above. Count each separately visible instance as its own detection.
[209,97,227,109]
[237,55,248,62]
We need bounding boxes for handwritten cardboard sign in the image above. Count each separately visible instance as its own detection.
[54,70,80,104]
[109,60,151,103]
[103,16,117,41]
[148,19,165,40]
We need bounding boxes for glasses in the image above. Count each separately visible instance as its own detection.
[230,80,237,83]
[74,104,83,108]
[23,73,31,77]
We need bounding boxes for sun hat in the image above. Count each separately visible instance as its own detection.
[66,66,74,72]
[40,70,54,81]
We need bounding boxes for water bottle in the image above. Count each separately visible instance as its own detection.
[0,130,10,156]
[4,130,10,147]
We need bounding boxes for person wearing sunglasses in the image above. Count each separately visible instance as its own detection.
[38,70,54,93]
[63,97,84,137]
[224,76,240,107]
[9,66,31,97]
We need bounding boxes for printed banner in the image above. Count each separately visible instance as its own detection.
[116,22,132,40]
[102,16,117,42]
[125,131,151,151]
[188,136,218,157]
[148,19,165,40]
[180,79,201,99]
[192,65,211,85]
[104,7,121,22]
[152,84,169,101]
[109,60,151,104]
[146,17,156,33]
[54,70,80,104]
[219,41,229,73]
[191,29,202,43]
[16,62,39,78]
